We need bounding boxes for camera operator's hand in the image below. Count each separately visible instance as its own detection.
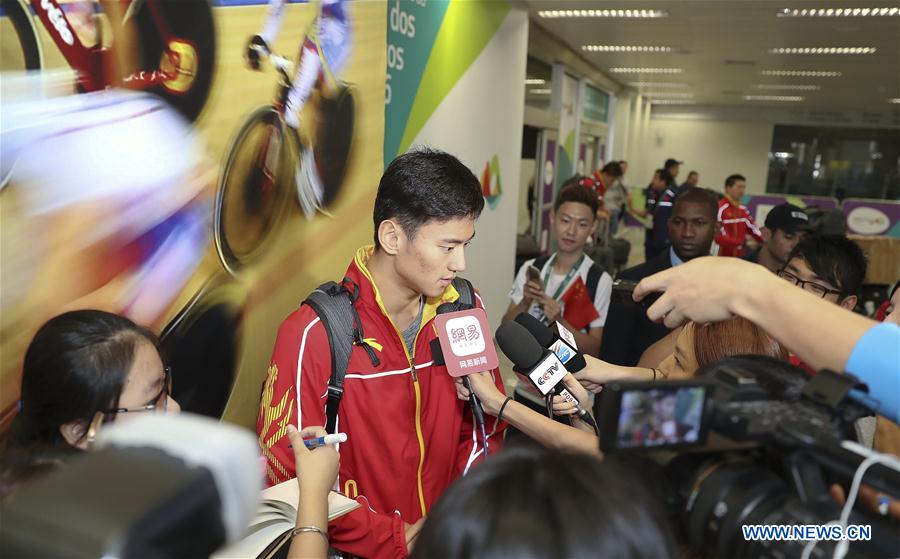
[287,425,339,501]
[244,34,270,70]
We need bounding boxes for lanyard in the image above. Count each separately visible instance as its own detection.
[541,253,585,301]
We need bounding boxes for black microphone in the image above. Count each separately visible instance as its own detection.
[514,312,586,372]
[495,321,596,427]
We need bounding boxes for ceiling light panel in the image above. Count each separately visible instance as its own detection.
[629,82,690,88]
[761,70,842,77]
[777,7,900,17]
[529,88,552,95]
[583,45,672,53]
[744,95,805,101]
[538,9,668,18]
[649,100,696,105]
[610,68,684,74]
[753,84,821,90]
[769,47,876,54]
[525,78,545,85]
[889,98,900,104]
[644,92,694,98]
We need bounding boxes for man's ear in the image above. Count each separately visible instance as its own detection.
[839,295,858,311]
[762,227,773,243]
[60,421,89,450]
[377,219,403,256]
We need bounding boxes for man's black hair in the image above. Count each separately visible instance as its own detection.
[787,234,867,298]
[601,161,623,178]
[672,188,717,220]
[374,148,484,247]
[687,170,699,178]
[554,182,599,216]
[724,174,746,187]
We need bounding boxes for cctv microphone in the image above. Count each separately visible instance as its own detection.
[495,321,596,428]
[514,312,586,372]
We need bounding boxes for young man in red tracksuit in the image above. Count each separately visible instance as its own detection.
[257,149,506,558]
[715,173,763,257]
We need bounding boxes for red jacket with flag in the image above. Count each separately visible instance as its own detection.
[716,197,763,257]
[256,246,506,559]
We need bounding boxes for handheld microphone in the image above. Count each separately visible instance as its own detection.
[495,321,596,428]
[433,305,500,453]
[514,312,586,372]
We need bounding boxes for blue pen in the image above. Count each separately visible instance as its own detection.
[290,432,347,449]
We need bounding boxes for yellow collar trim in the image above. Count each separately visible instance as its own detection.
[353,245,460,339]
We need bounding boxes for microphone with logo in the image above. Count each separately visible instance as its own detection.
[432,306,500,454]
[514,312,586,373]
[495,320,598,432]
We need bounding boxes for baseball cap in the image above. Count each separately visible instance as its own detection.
[664,158,683,169]
[764,203,811,234]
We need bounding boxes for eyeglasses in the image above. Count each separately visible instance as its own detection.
[777,270,842,299]
[103,366,172,415]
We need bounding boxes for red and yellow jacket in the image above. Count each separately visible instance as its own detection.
[716,196,763,257]
[257,246,506,558]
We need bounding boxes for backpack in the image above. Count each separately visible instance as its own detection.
[531,255,604,311]
[303,276,476,434]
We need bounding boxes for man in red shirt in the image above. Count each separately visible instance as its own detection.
[715,174,763,257]
[256,149,506,558]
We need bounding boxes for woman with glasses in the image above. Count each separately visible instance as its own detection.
[1,309,179,497]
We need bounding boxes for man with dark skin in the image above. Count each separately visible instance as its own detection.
[601,188,720,367]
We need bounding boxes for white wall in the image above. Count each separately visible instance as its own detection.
[412,9,528,327]
[634,118,775,194]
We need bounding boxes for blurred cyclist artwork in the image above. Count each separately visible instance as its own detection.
[0,77,214,426]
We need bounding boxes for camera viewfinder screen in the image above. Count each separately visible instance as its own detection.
[616,386,706,448]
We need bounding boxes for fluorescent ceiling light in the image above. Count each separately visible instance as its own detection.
[761,70,842,77]
[538,9,668,18]
[744,95,805,101]
[889,98,900,104]
[753,84,821,90]
[777,7,899,17]
[769,47,876,54]
[529,88,551,95]
[644,92,694,98]
[525,78,546,85]
[649,100,695,105]
[629,82,690,88]
[610,68,684,74]
[583,45,672,53]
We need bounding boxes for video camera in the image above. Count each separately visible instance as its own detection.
[598,356,900,559]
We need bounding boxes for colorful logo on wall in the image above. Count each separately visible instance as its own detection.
[481,154,502,209]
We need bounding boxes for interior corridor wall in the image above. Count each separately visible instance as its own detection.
[389,5,528,328]
[636,117,775,194]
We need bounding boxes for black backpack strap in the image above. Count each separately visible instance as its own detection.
[585,263,603,303]
[451,277,476,309]
[532,255,550,273]
[303,278,379,434]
